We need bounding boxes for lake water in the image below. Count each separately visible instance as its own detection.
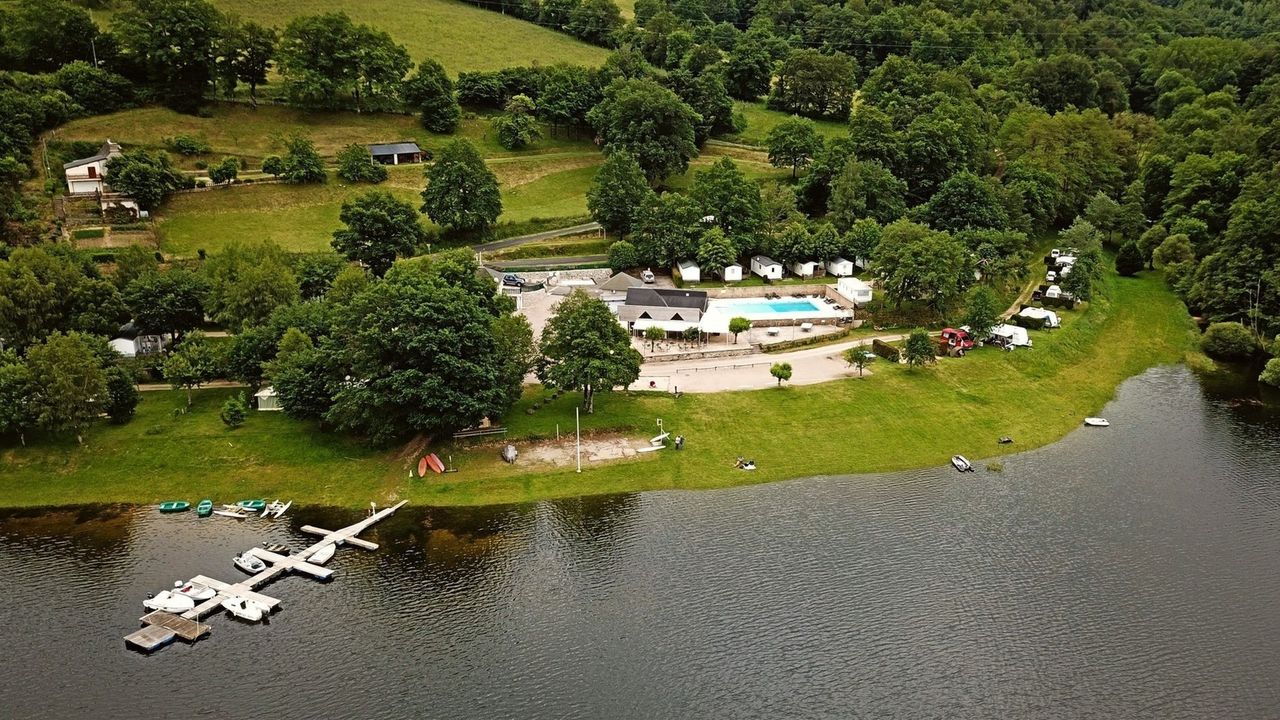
[2,365,1279,719]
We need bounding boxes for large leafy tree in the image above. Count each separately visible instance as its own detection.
[223,21,277,105]
[332,190,426,277]
[586,150,655,234]
[962,286,1001,342]
[335,144,388,184]
[828,159,908,229]
[631,193,703,266]
[587,78,700,183]
[276,12,359,109]
[420,140,502,232]
[402,58,461,133]
[766,117,822,178]
[493,95,542,150]
[539,290,643,413]
[568,0,624,46]
[725,34,774,100]
[114,0,226,112]
[26,331,108,444]
[105,150,187,209]
[696,227,738,273]
[873,220,973,317]
[688,157,761,241]
[124,268,207,340]
[0,351,37,447]
[0,246,125,351]
[9,0,103,72]
[922,172,1011,233]
[280,135,326,184]
[162,331,222,408]
[203,242,300,330]
[324,265,513,443]
[767,49,857,120]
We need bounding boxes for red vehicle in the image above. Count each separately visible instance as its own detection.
[940,328,975,356]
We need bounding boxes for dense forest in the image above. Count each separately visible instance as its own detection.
[2,0,1279,446]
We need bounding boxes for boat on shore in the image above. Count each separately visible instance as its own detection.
[233,553,266,574]
[236,499,267,512]
[951,455,974,472]
[143,590,195,613]
[1084,417,1111,427]
[158,501,190,513]
[213,507,249,519]
[221,596,268,622]
[196,499,213,517]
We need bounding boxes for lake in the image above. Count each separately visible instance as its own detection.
[2,365,1278,719]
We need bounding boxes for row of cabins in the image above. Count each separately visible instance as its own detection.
[679,256,866,283]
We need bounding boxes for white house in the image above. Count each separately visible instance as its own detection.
[825,257,855,277]
[63,140,122,195]
[255,386,283,412]
[1018,306,1061,328]
[721,263,743,282]
[990,324,1032,347]
[751,255,783,280]
[836,277,873,305]
[676,259,701,283]
[790,260,820,278]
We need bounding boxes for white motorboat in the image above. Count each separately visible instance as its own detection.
[308,544,335,565]
[213,508,248,519]
[172,580,216,601]
[951,455,974,472]
[143,590,196,614]
[1083,417,1111,427]
[233,553,267,574]
[221,596,268,622]
[273,500,292,518]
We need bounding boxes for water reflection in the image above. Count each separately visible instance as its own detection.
[1,365,1279,719]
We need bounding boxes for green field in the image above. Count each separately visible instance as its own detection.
[724,101,850,147]
[0,267,1197,509]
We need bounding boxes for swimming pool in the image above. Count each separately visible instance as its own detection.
[720,299,821,314]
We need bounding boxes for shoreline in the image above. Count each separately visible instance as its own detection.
[0,269,1197,509]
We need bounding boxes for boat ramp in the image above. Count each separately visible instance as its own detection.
[124,500,407,652]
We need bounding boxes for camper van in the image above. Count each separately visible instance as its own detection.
[989,324,1032,348]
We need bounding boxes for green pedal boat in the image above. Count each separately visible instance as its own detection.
[158,501,191,513]
[236,499,267,512]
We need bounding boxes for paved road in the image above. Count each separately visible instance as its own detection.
[473,222,602,252]
[487,254,608,270]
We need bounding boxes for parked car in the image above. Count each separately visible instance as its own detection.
[502,273,526,287]
[940,327,975,356]
[1046,270,1057,282]
[641,268,656,284]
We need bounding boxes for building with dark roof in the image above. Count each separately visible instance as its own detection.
[617,287,709,331]
[63,140,122,195]
[368,142,425,165]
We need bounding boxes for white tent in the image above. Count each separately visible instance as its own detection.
[676,259,701,283]
[108,338,136,358]
[825,257,854,277]
[255,386,282,411]
[751,255,783,279]
[722,264,743,282]
[990,324,1032,347]
[1018,307,1060,328]
[836,277,873,305]
[1045,285,1063,299]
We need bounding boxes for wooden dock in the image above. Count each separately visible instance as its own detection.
[124,501,407,652]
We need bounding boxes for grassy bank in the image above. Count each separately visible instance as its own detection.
[0,269,1195,509]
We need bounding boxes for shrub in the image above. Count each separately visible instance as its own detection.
[871,338,901,362]
[1200,322,1259,361]
[220,393,248,428]
[904,328,936,367]
[1260,358,1280,388]
[336,144,388,184]
[607,240,638,272]
[770,362,792,385]
[1115,241,1143,277]
[166,135,211,155]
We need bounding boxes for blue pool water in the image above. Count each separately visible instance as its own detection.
[723,300,820,314]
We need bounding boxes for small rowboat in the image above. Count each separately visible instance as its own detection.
[233,553,266,574]
[1083,417,1111,427]
[308,544,336,565]
[236,499,267,512]
[196,499,213,517]
[158,501,190,513]
[951,455,974,472]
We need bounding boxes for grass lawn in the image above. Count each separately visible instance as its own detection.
[0,268,1196,509]
[724,101,850,147]
[489,234,610,260]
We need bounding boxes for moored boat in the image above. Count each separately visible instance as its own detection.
[273,500,292,518]
[308,544,335,565]
[196,499,213,517]
[1084,417,1111,427]
[158,501,190,513]
[221,596,268,622]
[143,590,195,613]
[233,553,267,574]
[173,580,216,601]
[951,455,974,472]
[236,499,267,512]
[213,508,248,519]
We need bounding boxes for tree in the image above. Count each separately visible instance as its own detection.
[402,58,461,133]
[0,352,36,446]
[587,151,655,235]
[1137,225,1168,269]
[1085,191,1124,244]
[208,156,239,184]
[226,21,277,105]
[105,150,187,209]
[766,117,821,178]
[114,0,225,112]
[336,144,388,184]
[631,193,703,267]
[420,140,501,232]
[922,172,1010,232]
[688,157,761,239]
[770,362,792,386]
[103,365,139,425]
[1061,247,1103,302]
[667,69,737,143]
[873,220,973,317]
[1153,234,1194,269]
[725,35,773,100]
[202,242,300,330]
[829,159,907,228]
[281,135,326,184]
[52,62,136,116]
[587,78,700,183]
[539,290,643,412]
[332,190,426,277]
[220,392,248,428]
[294,253,347,300]
[26,332,108,443]
[843,347,871,377]
[962,286,1001,342]
[904,329,935,368]
[262,155,284,178]
[491,313,537,411]
[568,0,623,46]
[767,49,856,120]
[1116,242,1144,277]
[696,228,738,275]
[276,12,359,109]
[608,240,639,272]
[643,324,665,351]
[728,316,751,344]
[162,332,221,408]
[493,94,542,150]
[124,268,207,340]
[770,222,813,267]
[1200,322,1258,360]
[9,0,102,72]
[1260,358,1280,388]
